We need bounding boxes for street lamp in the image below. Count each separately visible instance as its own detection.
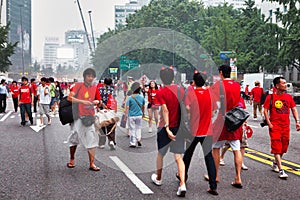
[88,10,96,53]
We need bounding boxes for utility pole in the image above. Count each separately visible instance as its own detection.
[19,5,25,76]
[0,0,3,23]
[75,0,93,54]
[88,10,96,53]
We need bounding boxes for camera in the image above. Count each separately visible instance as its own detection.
[260,119,268,127]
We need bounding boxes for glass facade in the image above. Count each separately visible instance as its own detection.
[6,0,31,75]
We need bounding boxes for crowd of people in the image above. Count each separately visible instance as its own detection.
[0,65,299,197]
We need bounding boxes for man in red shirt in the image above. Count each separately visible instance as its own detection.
[151,67,186,197]
[250,81,264,120]
[10,81,19,112]
[264,76,300,179]
[66,68,101,171]
[211,65,243,189]
[19,77,34,126]
[182,72,218,195]
[31,78,38,113]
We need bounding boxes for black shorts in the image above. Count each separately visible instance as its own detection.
[157,127,185,156]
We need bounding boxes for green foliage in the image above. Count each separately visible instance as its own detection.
[0,23,17,72]
[92,0,294,78]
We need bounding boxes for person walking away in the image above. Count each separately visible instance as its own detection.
[0,79,9,113]
[244,84,250,104]
[210,65,243,189]
[19,77,34,126]
[219,95,250,170]
[151,67,187,197]
[124,82,145,147]
[145,80,159,133]
[37,77,51,126]
[66,68,101,171]
[181,72,218,195]
[31,78,38,113]
[10,81,19,113]
[263,76,300,179]
[250,81,264,120]
[98,77,118,150]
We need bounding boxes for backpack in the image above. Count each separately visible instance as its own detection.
[58,84,82,125]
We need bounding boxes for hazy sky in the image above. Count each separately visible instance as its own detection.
[32,0,127,60]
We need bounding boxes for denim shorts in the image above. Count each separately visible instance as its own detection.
[157,127,185,156]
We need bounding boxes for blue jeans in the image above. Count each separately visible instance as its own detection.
[20,103,33,125]
[183,136,217,190]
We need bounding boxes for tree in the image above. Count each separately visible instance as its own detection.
[0,23,17,72]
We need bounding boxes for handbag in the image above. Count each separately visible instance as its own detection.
[120,114,127,128]
[80,115,95,127]
[220,81,250,132]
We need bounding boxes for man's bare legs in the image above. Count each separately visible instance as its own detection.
[212,148,220,182]
[174,154,185,187]
[274,154,283,170]
[68,145,77,167]
[155,152,163,180]
[233,150,243,184]
[88,148,99,170]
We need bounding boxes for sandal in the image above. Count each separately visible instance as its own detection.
[67,163,75,168]
[89,166,100,171]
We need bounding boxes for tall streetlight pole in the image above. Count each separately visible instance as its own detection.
[19,5,25,76]
[75,0,93,54]
[0,0,3,23]
[88,10,96,53]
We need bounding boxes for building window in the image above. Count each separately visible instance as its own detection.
[284,5,288,13]
[289,73,292,81]
[297,73,300,81]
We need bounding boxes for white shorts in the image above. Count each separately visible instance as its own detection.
[213,140,240,151]
[67,119,99,149]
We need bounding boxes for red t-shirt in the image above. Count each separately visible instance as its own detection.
[73,83,101,116]
[264,93,296,128]
[156,84,184,128]
[185,87,216,136]
[251,87,264,103]
[10,85,19,98]
[211,80,242,141]
[31,83,38,96]
[147,88,159,104]
[19,85,32,104]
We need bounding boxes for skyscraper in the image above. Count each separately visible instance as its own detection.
[6,0,31,76]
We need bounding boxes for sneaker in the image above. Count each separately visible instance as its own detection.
[220,159,225,166]
[148,127,152,133]
[109,141,115,150]
[176,184,186,197]
[137,141,142,147]
[99,145,105,149]
[30,119,33,125]
[242,163,248,170]
[151,174,162,186]
[272,162,279,173]
[47,119,51,125]
[279,170,288,179]
[39,123,44,127]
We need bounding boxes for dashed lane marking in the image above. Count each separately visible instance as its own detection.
[110,156,153,195]
[0,111,13,122]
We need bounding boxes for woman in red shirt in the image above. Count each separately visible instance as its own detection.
[10,81,19,112]
[145,80,159,132]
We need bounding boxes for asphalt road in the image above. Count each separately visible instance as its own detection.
[1,95,300,200]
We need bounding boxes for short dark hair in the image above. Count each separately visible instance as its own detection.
[193,72,206,87]
[21,76,28,82]
[104,77,113,85]
[41,77,47,82]
[1,79,5,84]
[83,68,96,78]
[12,80,17,84]
[48,77,54,83]
[273,76,285,87]
[160,68,174,85]
[30,78,35,83]
[218,65,231,78]
[131,82,141,94]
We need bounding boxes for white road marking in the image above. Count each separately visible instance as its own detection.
[110,156,153,195]
[0,111,13,122]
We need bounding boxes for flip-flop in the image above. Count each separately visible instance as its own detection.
[67,163,75,168]
[89,166,100,171]
[231,182,243,189]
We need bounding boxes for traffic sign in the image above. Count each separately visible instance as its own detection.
[220,51,234,60]
[120,59,139,70]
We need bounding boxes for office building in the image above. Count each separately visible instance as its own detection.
[6,0,31,75]
[115,0,150,28]
[43,37,59,68]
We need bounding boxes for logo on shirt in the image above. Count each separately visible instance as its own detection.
[84,91,89,99]
[275,100,283,109]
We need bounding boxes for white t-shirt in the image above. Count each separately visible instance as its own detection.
[37,85,51,104]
